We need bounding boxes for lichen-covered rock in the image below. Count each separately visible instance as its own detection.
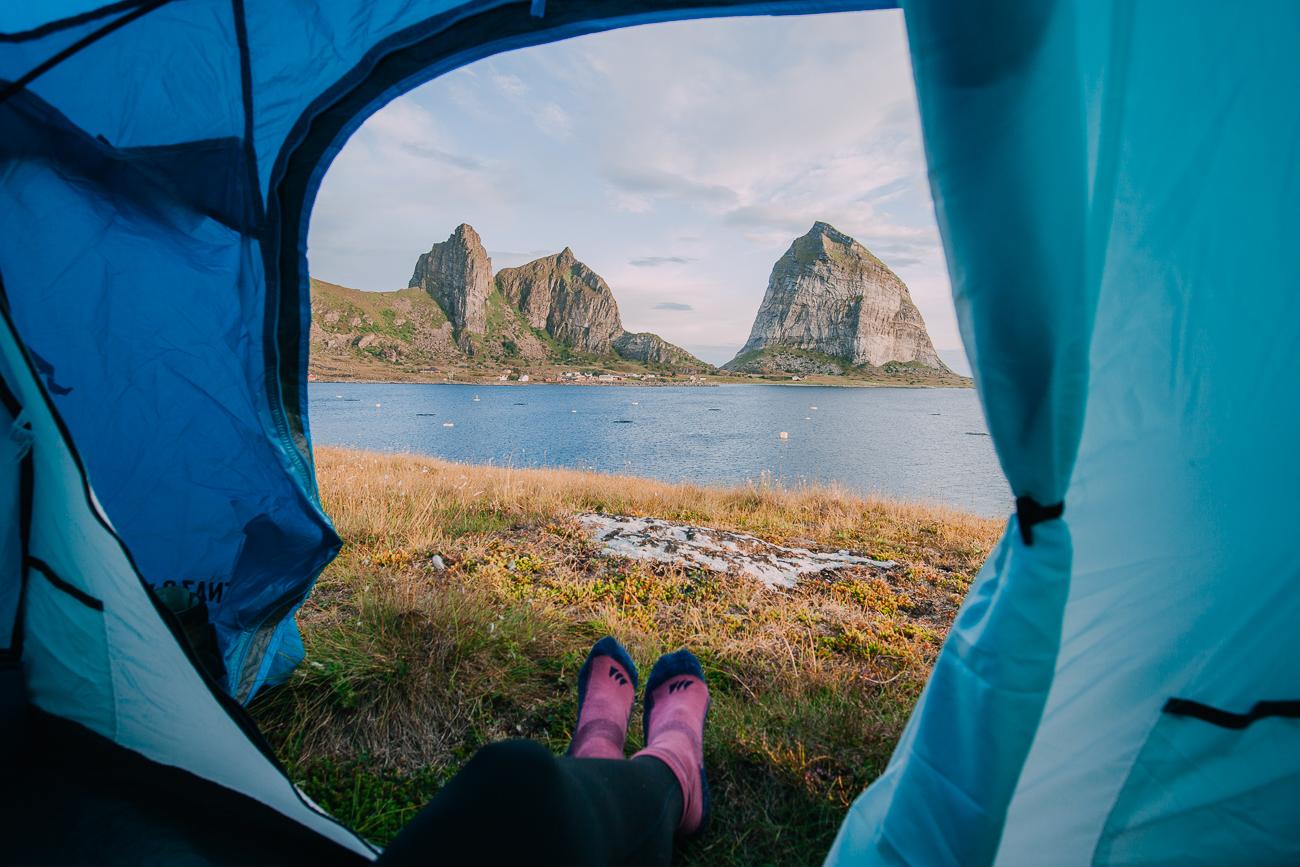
[726,222,946,372]
[409,223,492,336]
[495,247,625,355]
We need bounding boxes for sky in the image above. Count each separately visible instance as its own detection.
[308,9,968,374]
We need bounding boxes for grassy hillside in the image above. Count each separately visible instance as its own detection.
[310,279,456,379]
[310,277,714,383]
[726,344,971,387]
[251,448,1000,864]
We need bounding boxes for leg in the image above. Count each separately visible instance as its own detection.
[558,752,683,867]
[377,739,681,867]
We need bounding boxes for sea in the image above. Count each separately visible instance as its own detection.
[308,382,1010,517]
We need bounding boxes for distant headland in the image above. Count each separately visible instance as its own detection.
[308,222,970,388]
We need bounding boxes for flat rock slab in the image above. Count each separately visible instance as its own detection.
[575,513,895,589]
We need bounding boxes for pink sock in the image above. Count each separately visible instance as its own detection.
[634,651,711,835]
[568,637,638,760]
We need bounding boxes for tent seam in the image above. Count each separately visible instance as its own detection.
[230,0,264,229]
[0,0,156,42]
[0,0,175,106]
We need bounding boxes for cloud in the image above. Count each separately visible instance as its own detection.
[856,177,913,204]
[492,73,527,97]
[489,249,554,268]
[486,70,571,139]
[653,301,694,311]
[604,165,738,207]
[722,204,811,234]
[611,192,652,213]
[531,102,572,138]
[867,237,944,269]
[398,142,487,171]
[630,256,695,267]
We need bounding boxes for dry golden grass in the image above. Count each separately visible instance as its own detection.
[252,447,1002,864]
[312,445,996,564]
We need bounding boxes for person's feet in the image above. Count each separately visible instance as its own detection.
[567,636,639,760]
[633,649,711,836]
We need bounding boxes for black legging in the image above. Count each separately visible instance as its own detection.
[377,739,683,867]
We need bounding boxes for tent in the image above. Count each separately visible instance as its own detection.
[1,1,1296,864]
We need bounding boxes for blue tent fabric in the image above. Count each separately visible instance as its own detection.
[829,1,1300,864]
[0,287,378,859]
[3,1,1300,864]
[826,2,1094,861]
[997,4,1300,861]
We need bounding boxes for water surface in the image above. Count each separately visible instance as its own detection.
[309,383,1009,516]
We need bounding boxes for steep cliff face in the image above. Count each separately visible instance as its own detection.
[408,223,493,337]
[495,248,625,355]
[727,222,945,372]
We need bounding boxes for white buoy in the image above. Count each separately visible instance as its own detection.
[443,422,455,428]
[779,431,789,440]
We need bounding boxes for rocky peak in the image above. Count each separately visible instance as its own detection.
[494,247,712,371]
[495,248,625,355]
[726,222,945,371]
[808,220,845,240]
[409,224,492,337]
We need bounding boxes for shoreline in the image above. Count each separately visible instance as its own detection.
[307,390,1005,517]
[312,447,996,520]
[308,376,972,389]
[312,443,994,520]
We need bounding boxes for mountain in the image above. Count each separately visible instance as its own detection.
[725,222,961,383]
[495,247,624,355]
[309,277,546,379]
[612,331,706,369]
[310,225,711,380]
[408,224,493,341]
[495,247,711,372]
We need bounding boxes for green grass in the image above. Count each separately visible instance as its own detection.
[377,307,415,343]
[310,279,453,374]
[725,344,848,375]
[250,449,997,863]
[481,288,516,335]
[253,569,907,864]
